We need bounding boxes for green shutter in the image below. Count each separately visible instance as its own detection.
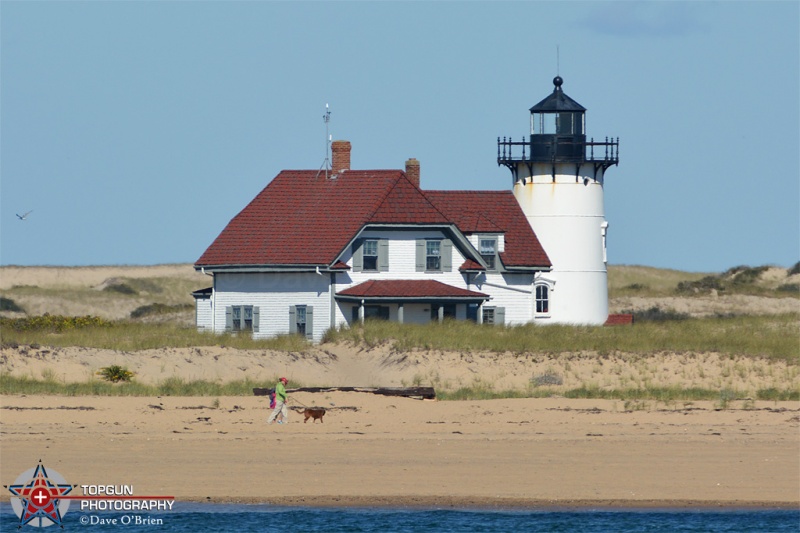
[378,239,389,272]
[442,239,452,271]
[305,306,314,340]
[253,307,260,333]
[352,239,363,272]
[289,306,297,334]
[415,240,425,272]
[495,307,505,325]
[225,307,233,331]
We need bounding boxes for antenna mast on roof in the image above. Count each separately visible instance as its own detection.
[317,103,332,179]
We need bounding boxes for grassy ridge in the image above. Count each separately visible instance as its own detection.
[323,315,799,363]
[1,313,798,361]
[2,374,795,402]
[2,313,798,362]
[0,374,272,397]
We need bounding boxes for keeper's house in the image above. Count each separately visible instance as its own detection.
[194,77,619,342]
[194,143,551,343]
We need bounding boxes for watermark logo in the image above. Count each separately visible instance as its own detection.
[6,461,175,528]
[5,460,75,528]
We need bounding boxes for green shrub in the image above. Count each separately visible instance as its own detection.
[676,275,725,294]
[130,303,192,319]
[628,306,689,322]
[623,283,648,291]
[0,314,113,333]
[531,370,563,387]
[125,279,163,294]
[788,262,800,276]
[96,365,135,383]
[103,283,137,295]
[776,283,800,293]
[0,297,24,312]
[728,265,769,286]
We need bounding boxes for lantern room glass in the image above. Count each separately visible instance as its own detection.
[531,112,585,135]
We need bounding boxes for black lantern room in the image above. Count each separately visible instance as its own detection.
[529,76,586,161]
[498,76,618,180]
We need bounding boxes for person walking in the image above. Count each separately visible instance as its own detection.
[267,377,289,424]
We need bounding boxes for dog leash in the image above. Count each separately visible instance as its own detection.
[289,396,310,408]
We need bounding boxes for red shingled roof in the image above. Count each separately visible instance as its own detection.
[425,191,551,268]
[367,175,450,224]
[197,170,403,266]
[337,279,489,299]
[197,169,551,269]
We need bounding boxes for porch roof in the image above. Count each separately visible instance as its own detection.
[335,279,490,302]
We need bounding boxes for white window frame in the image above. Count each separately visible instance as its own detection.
[479,237,498,271]
[534,278,555,319]
[426,240,441,272]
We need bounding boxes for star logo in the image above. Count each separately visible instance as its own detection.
[6,461,75,528]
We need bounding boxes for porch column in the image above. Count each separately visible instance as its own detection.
[438,305,444,323]
[398,303,404,324]
[478,302,484,324]
[360,300,365,324]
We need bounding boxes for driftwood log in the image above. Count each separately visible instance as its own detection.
[252,386,435,400]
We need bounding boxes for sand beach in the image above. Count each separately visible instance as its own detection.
[1,345,798,509]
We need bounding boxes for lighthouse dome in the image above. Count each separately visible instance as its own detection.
[529,76,586,113]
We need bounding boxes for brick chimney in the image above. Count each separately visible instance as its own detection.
[405,158,420,188]
[331,140,351,174]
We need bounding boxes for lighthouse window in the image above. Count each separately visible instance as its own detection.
[557,112,577,135]
[536,113,557,134]
[535,285,549,314]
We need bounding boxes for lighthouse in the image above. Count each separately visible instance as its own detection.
[498,76,619,325]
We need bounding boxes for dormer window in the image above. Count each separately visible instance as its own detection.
[479,238,497,270]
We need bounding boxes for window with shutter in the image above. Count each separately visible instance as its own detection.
[363,239,378,271]
[228,305,255,332]
[378,240,389,272]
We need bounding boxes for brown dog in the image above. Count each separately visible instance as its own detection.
[303,407,326,423]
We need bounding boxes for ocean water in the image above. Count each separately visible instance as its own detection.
[1,503,798,532]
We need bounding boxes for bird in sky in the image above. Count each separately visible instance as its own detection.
[16,210,33,221]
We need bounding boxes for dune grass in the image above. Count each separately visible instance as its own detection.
[3,312,798,362]
[1,319,312,352]
[437,385,798,403]
[0,374,280,397]
[3,373,795,403]
[608,265,710,297]
[324,313,799,363]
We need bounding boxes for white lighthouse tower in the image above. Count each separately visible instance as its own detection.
[498,76,619,325]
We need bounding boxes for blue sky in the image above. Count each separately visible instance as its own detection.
[2,1,798,272]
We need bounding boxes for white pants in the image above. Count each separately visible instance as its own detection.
[267,400,288,423]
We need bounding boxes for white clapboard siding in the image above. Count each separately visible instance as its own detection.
[208,229,539,342]
[213,272,332,343]
[195,297,213,331]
